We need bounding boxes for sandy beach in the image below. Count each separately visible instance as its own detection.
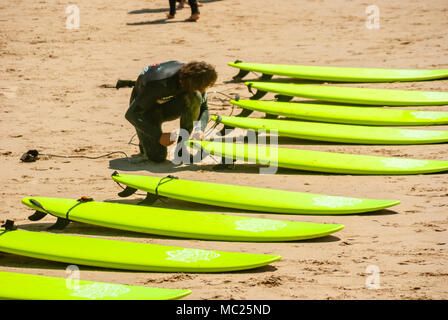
[1,0,447,299]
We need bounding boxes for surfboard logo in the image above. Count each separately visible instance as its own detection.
[234,219,287,232]
[166,248,220,263]
[410,111,447,121]
[398,129,444,138]
[312,196,363,208]
[381,158,429,169]
[70,283,131,299]
[421,92,447,100]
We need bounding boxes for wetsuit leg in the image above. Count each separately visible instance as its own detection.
[125,99,167,163]
[128,87,145,154]
[138,108,168,163]
[169,0,177,16]
[188,0,200,15]
[126,92,202,163]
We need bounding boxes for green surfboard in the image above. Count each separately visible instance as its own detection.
[112,173,399,215]
[0,226,281,272]
[21,196,344,241]
[229,61,448,82]
[246,82,448,106]
[230,99,448,126]
[212,115,448,145]
[187,140,448,175]
[0,270,191,300]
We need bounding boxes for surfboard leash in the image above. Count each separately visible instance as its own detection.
[19,150,131,163]
[0,220,18,236]
[154,175,178,197]
[64,196,94,220]
[27,197,94,230]
[135,175,179,206]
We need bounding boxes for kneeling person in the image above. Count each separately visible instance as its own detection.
[125,61,217,163]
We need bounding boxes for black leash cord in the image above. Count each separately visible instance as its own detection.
[155,175,179,197]
[40,151,129,160]
[64,197,94,220]
[0,220,17,236]
[30,197,93,221]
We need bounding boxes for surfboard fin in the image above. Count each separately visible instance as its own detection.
[219,109,254,136]
[259,73,273,81]
[230,60,249,82]
[138,193,159,206]
[118,186,138,198]
[275,94,293,102]
[231,69,249,82]
[247,83,267,100]
[28,211,47,221]
[264,113,278,119]
[48,217,70,231]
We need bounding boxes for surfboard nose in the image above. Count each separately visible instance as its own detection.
[21,197,37,209]
[21,196,80,217]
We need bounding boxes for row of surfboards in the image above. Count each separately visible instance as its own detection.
[0,166,402,300]
[216,62,448,146]
[184,62,448,174]
[1,170,394,300]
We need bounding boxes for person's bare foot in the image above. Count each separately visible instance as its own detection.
[166,13,175,19]
[185,13,199,22]
[177,0,185,9]
[198,1,203,7]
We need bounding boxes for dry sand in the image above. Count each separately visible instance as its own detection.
[1,0,447,299]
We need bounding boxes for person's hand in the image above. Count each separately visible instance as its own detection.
[159,132,175,147]
[192,130,204,141]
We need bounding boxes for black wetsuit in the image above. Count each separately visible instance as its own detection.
[125,61,209,162]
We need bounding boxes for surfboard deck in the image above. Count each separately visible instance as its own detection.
[0,270,191,300]
[21,197,344,240]
[229,61,448,82]
[111,173,399,215]
[212,115,448,145]
[230,99,448,126]
[246,82,448,106]
[0,227,281,272]
[187,140,448,175]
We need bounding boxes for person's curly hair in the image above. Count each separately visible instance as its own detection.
[178,61,217,93]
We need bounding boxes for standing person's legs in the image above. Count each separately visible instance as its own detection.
[186,0,200,21]
[177,0,185,9]
[167,0,177,18]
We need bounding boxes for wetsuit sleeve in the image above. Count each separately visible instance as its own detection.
[197,93,209,132]
[175,92,202,145]
[179,103,200,135]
